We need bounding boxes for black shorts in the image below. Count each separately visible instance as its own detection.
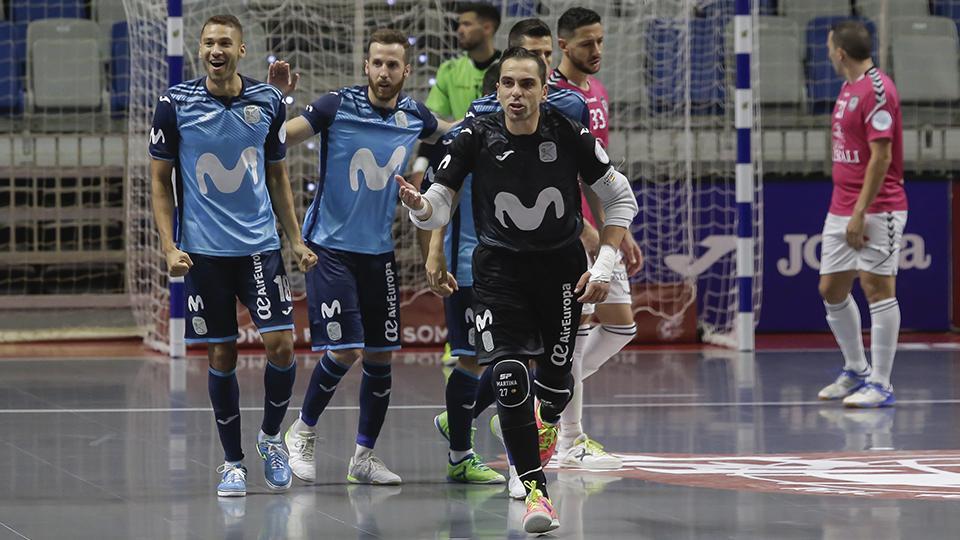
[471,241,587,366]
[184,250,294,343]
[444,286,476,357]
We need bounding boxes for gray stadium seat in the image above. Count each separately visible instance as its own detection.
[725,17,804,106]
[857,0,929,22]
[26,19,107,111]
[890,16,960,102]
[780,0,851,31]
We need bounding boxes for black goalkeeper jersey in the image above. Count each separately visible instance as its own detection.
[432,107,612,253]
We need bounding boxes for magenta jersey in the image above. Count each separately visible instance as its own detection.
[549,68,611,226]
[830,66,907,216]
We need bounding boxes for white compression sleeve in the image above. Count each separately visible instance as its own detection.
[407,183,454,230]
[587,167,638,229]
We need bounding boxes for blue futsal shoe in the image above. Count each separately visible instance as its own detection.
[216,462,248,497]
[843,382,896,408]
[257,438,293,491]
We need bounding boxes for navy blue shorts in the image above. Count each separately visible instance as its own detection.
[305,243,401,352]
[184,250,294,343]
[444,286,475,357]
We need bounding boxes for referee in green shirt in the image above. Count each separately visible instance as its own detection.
[425,2,502,120]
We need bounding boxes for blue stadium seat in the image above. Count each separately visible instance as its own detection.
[804,16,877,113]
[647,18,726,115]
[933,0,960,32]
[110,21,128,115]
[0,22,26,113]
[11,0,85,23]
[696,0,778,19]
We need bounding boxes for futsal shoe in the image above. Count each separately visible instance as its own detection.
[257,437,292,491]
[490,403,558,467]
[843,382,896,408]
[557,434,622,470]
[284,424,317,482]
[507,465,526,500]
[818,368,870,400]
[447,453,506,484]
[441,342,458,368]
[434,410,477,448]
[347,454,402,485]
[216,462,248,497]
[522,480,560,534]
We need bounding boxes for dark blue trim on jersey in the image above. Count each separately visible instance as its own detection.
[303,121,331,241]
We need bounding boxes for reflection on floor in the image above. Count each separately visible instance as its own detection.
[2,348,960,539]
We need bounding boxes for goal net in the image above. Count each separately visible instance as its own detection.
[121,0,762,351]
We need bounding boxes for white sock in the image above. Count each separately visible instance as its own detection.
[824,295,869,373]
[581,323,637,380]
[258,429,280,443]
[449,449,473,463]
[559,324,591,448]
[868,298,900,387]
[354,444,373,461]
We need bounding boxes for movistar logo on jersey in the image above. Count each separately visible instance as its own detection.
[494,187,565,231]
[195,147,259,195]
[349,147,407,192]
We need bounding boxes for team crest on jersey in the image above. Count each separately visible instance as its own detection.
[394,110,408,128]
[539,141,557,163]
[243,105,261,124]
[327,322,342,341]
[192,316,208,336]
[848,96,859,111]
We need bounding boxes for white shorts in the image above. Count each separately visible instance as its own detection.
[582,251,631,316]
[819,211,907,276]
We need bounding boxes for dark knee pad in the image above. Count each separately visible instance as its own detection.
[492,359,534,428]
[533,368,573,419]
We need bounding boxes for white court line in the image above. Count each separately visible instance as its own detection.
[614,393,700,398]
[2,399,960,414]
[0,521,31,540]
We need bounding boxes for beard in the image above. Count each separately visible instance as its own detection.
[572,55,601,75]
[368,75,405,102]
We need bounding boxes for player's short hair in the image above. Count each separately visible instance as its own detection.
[499,46,547,86]
[557,7,602,39]
[831,20,872,61]
[481,65,500,94]
[458,2,502,31]
[201,14,243,40]
[367,28,411,62]
[507,18,552,49]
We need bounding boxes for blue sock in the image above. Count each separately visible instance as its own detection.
[472,366,495,420]
[262,359,296,437]
[446,367,479,452]
[357,361,392,449]
[208,367,243,462]
[300,352,350,427]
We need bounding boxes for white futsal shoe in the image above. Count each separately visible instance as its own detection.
[347,454,402,485]
[284,424,317,482]
[557,434,622,470]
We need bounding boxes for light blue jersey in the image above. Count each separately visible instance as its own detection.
[300,86,438,255]
[426,88,589,285]
[149,75,287,256]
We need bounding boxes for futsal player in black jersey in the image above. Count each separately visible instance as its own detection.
[396,47,638,534]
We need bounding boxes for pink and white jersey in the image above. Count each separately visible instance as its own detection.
[830,66,907,216]
[550,68,611,225]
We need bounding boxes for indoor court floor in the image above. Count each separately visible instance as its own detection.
[3,344,960,539]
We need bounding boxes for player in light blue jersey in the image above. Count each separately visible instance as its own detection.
[267,28,455,485]
[423,19,593,487]
[149,15,317,498]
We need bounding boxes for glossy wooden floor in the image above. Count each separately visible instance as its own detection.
[2,345,960,539]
